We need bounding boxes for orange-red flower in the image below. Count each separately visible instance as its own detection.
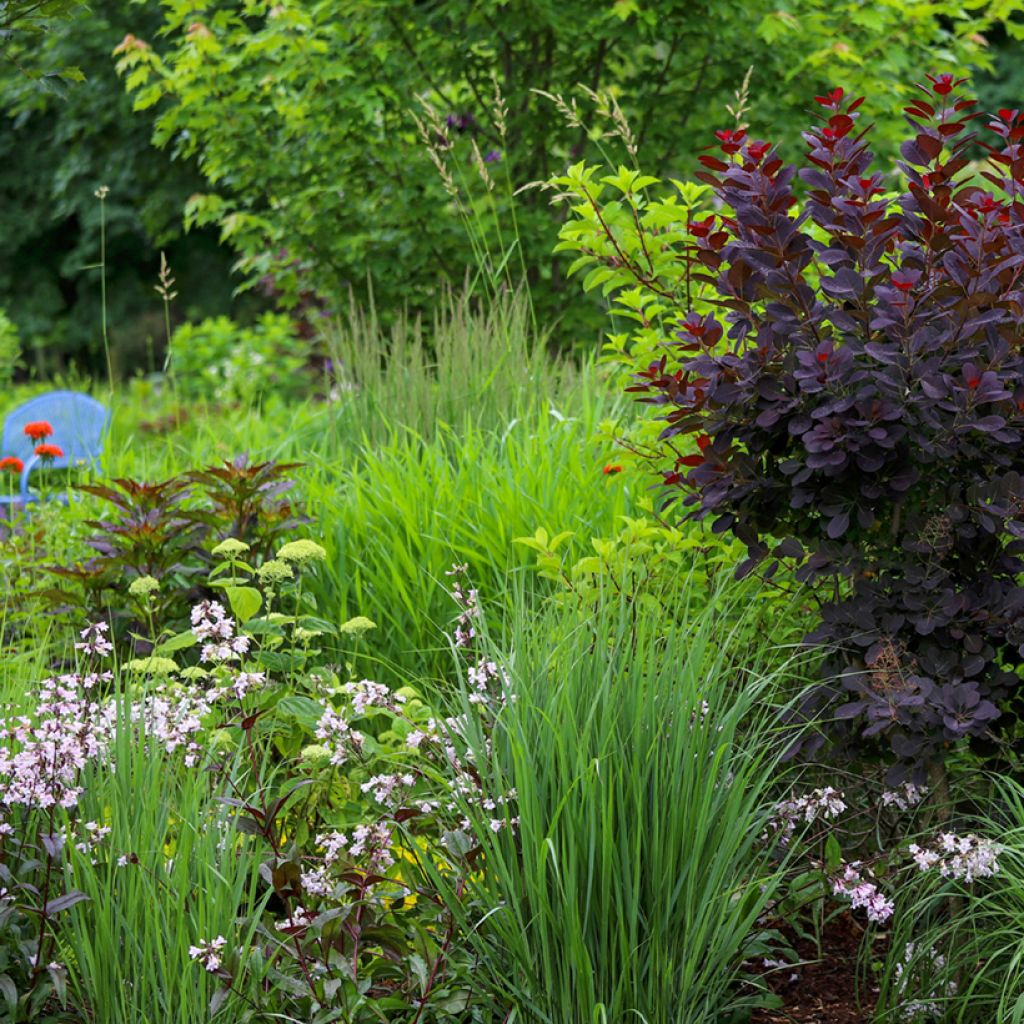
[603,464,622,475]
[34,444,64,460]
[0,457,23,474]
[23,421,54,441]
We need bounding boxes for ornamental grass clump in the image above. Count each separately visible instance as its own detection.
[434,580,798,1024]
[554,75,1024,780]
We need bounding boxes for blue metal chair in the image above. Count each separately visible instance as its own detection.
[0,391,108,509]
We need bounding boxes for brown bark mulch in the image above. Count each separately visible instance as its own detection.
[750,913,882,1024]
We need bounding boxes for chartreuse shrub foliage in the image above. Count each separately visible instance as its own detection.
[553,76,1024,782]
[113,0,1019,338]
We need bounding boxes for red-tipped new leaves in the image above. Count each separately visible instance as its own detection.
[568,76,1024,778]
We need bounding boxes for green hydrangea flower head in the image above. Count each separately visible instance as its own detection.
[258,559,294,585]
[126,656,179,677]
[340,615,377,637]
[212,538,251,558]
[128,575,160,598]
[277,539,328,565]
[209,728,234,752]
[300,744,332,769]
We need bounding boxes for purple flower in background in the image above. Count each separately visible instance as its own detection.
[445,112,476,134]
[484,150,502,163]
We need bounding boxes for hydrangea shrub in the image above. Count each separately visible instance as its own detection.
[553,76,1024,778]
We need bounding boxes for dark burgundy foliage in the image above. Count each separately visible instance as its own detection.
[187,454,308,560]
[632,77,1024,777]
[43,457,307,648]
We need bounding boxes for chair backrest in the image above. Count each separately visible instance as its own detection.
[2,391,108,470]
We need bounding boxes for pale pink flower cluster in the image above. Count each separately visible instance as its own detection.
[74,820,111,855]
[831,861,894,923]
[909,832,1001,882]
[764,786,847,845]
[360,773,415,807]
[276,908,313,932]
[405,720,442,751]
[342,679,405,716]
[882,782,928,811]
[893,943,956,1021]
[488,814,520,833]
[300,830,350,895]
[191,601,250,663]
[188,936,227,972]
[0,675,109,811]
[466,658,509,705]
[99,686,213,767]
[446,771,518,833]
[318,830,349,864]
[447,563,479,648]
[349,822,394,871]
[300,864,333,897]
[210,671,266,702]
[314,707,364,766]
[75,622,113,658]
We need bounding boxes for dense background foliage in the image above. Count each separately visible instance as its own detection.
[0,0,240,377]
[4,0,1024,373]
[115,0,1019,345]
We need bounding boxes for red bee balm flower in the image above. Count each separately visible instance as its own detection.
[34,444,63,461]
[603,464,622,475]
[0,457,24,474]
[23,421,54,441]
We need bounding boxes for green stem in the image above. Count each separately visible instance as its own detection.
[98,190,113,395]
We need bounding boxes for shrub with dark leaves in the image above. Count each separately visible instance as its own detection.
[43,457,309,651]
[553,76,1024,779]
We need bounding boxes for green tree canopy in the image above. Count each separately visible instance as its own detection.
[117,0,1023,343]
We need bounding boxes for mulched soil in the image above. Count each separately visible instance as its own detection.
[750,913,882,1024]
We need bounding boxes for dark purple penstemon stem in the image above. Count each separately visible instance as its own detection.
[241,729,319,1002]
[28,803,57,992]
[409,876,465,1024]
[214,721,320,1002]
